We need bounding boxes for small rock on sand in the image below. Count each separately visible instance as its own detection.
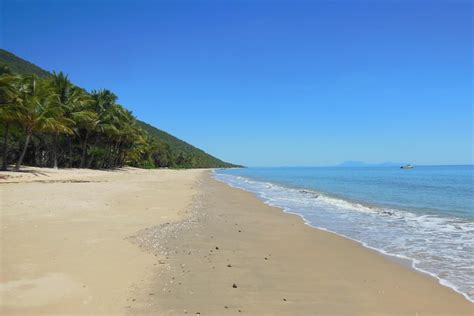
[232,283,238,288]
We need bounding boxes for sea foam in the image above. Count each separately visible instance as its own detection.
[213,171,474,302]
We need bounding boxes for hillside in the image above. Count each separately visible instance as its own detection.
[137,120,239,168]
[0,48,240,169]
[0,49,51,77]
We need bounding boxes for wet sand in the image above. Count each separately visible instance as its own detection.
[1,168,472,315]
[130,172,473,315]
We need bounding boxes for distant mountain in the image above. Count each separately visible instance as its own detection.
[338,161,406,167]
[0,48,240,169]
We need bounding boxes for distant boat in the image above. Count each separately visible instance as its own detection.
[400,164,414,169]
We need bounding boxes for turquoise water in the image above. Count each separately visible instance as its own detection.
[213,165,474,301]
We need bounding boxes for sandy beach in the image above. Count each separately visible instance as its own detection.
[1,168,472,315]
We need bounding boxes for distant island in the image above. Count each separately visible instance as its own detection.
[0,49,241,170]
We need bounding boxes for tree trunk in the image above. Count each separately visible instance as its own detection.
[100,143,109,169]
[66,137,73,168]
[1,123,9,171]
[110,141,120,168]
[79,132,89,168]
[87,153,95,169]
[15,133,31,171]
[87,139,99,169]
[102,141,114,169]
[52,133,59,169]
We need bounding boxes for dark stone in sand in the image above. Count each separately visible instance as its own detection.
[283,298,287,301]
[232,283,238,288]
[215,246,219,250]
[224,306,228,309]
[264,257,268,260]
[227,264,232,267]
[238,230,242,232]
[149,293,154,295]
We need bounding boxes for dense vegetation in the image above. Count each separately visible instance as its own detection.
[0,49,239,170]
[0,49,50,78]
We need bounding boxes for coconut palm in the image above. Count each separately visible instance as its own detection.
[0,72,21,170]
[14,75,73,171]
[48,72,96,167]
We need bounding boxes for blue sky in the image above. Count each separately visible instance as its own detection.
[2,0,472,166]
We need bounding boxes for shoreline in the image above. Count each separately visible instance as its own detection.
[212,170,474,303]
[216,172,474,305]
[284,210,473,303]
[1,168,472,315]
[133,171,472,315]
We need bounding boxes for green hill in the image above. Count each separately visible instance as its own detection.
[0,49,51,77]
[0,48,240,169]
[137,120,239,168]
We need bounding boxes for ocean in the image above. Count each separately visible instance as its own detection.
[213,165,474,302]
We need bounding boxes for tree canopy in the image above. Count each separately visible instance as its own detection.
[0,51,240,170]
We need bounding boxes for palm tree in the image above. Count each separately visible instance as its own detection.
[48,72,95,167]
[14,75,72,171]
[0,71,20,170]
[83,90,118,168]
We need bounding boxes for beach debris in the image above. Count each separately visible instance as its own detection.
[232,283,238,288]
[227,264,232,267]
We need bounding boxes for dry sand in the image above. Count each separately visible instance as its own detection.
[1,167,202,315]
[1,168,473,315]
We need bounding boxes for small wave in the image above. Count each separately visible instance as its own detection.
[213,172,474,303]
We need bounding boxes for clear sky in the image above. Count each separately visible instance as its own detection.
[1,0,472,166]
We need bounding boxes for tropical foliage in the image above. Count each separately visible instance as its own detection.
[0,64,239,170]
